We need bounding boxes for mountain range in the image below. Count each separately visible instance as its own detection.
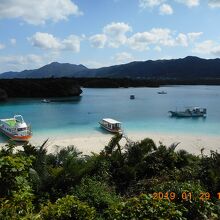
[1,56,220,79]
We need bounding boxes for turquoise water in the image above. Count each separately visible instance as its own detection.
[0,86,220,142]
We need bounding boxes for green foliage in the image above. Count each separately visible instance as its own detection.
[40,195,96,220]
[126,138,157,166]
[152,180,220,220]
[22,142,48,189]
[199,151,220,194]
[105,137,196,194]
[105,194,186,220]
[0,152,33,196]
[1,137,220,219]
[81,152,111,181]
[72,177,121,213]
[0,145,35,219]
[0,177,34,219]
[0,78,82,98]
[47,146,86,197]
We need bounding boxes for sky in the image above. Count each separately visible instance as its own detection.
[0,0,220,73]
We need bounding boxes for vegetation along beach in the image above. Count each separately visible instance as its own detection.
[1,0,220,219]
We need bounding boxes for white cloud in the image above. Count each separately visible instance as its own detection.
[175,0,200,7]
[208,0,220,8]
[127,28,202,51]
[0,43,5,50]
[84,60,107,68]
[29,32,81,52]
[103,22,132,48]
[139,0,199,15]
[187,32,203,42]
[154,46,162,52]
[159,4,173,15]
[89,34,107,48]
[128,28,175,51]
[127,32,152,51]
[193,40,218,55]
[176,33,188,47]
[62,35,81,52]
[160,55,173,60]
[88,23,202,52]
[139,0,165,8]
[0,0,82,25]
[152,28,176,46]
[193,40,215,54]
[0,54,53,72]
[212,46,220,56]
[29,32,62,49]
[10,38,16,45]
[113,52,134,64]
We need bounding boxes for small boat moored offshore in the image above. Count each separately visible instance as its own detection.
[0,115,32,141]
[169,107,207,118]
[41,99,50,103]
[99,118,122,133]
[130,95,135,99]
[158,91,167,94]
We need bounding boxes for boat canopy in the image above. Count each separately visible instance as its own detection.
[102,118,121,124]
[14,115,24,123]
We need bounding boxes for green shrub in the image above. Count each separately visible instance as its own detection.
[72,177,121,213]
[0,154,33,196]
[105,194,186,220]
[40,195,96,220]
[152,180,220,220]
[0,182,34,220]
[0,149,35,219]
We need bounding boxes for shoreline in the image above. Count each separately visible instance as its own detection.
[26,131,220,155]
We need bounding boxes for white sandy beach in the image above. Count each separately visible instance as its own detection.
[27,131,220,155]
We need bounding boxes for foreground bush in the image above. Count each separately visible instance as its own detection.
[72,177,120,214]
[152,180,220,220]
[1,137,220,219]
[0,147,34,219]
[105,194,186,220]
[40,195,96,220]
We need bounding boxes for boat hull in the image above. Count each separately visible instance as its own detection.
[99,122,122,133]
[0,127,32,141]
[169,111,206,117]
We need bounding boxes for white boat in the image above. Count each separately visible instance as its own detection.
[169,107,207,118]
[41,99,50,103]
[99,118,122,133]
[0,115,32,141]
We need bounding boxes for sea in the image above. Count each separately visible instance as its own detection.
[0,85,220,142]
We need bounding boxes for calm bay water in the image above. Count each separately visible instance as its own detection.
[0,86,220,141]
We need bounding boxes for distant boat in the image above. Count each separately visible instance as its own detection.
[41,99,50,103]
[99,118,122,133]
[158,91,167,94]
[169,107,207,117]
[130,95,135,99]
[0,115,32,141]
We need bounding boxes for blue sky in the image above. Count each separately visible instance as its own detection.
[0,0,220,73]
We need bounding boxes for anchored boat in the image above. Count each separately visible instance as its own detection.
[41,99,50,103]
[0,115,32,141]
[169,107,207,118]
[99,118,122,133]
[158,91,167,94]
